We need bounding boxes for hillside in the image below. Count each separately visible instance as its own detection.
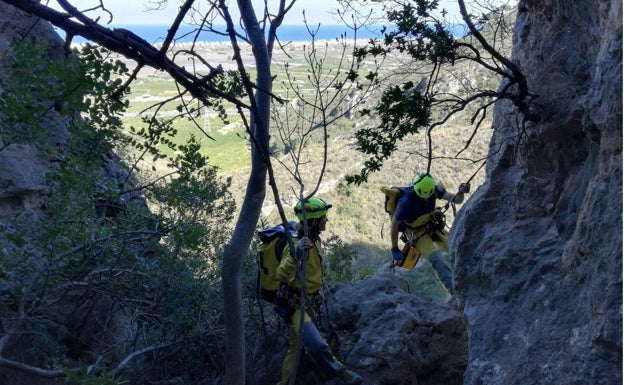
[145,33,506,252]
[102,31,499,289]
[70,4,513,304]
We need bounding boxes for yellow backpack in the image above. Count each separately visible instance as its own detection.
[257,222,298,303]
[381,186,408,219]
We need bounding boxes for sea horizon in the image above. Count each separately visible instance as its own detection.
[63,23,466,45]
[67,24,389,45]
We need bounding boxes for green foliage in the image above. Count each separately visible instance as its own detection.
[383,1,456,63]
[63,365,119,385]
[349,82,432,184]
[0,41,130,154]
[208,69,246,123]
[77,45,131,137]
[347,0,458,184]
[241,242,264,307]
[128,115,179,164]
[323,235,357,286]
[0,40,235,383]
[147,161,236,263]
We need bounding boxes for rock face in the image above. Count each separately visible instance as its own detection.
[251,273,467,385]
[0,3,67,227]
[331,274,467,385]
[1,1,620,385]
[450,1,622,384]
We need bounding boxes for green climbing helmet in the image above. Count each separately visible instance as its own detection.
[294,197,332,220]
[413,172,436,199]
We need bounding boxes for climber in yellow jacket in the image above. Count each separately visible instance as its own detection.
[275,197,362,385]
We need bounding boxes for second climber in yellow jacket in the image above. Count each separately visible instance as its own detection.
[274,196,362,385]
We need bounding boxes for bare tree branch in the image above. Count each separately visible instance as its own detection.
[3,0,251,111]
[458,0,538,122]
[109,340,181,377]
[0,336,178,379]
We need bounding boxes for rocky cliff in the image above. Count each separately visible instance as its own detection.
[328,2,622,384]
[450,0,622,384]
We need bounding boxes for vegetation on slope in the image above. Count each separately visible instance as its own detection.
[105,7,516,300]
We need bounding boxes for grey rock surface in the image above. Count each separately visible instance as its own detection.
[0,1,621,384]
[330,273,467,385]
[450,1,622,384]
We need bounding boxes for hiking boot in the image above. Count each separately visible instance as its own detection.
[339,367,363,385]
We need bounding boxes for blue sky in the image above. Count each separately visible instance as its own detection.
[50,0,488,26]
[51,0,357,25]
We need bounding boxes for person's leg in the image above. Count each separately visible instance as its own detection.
[416,235,453,293]
[433,229,449,253]
[279,308,362,384]
[301,321,363,384]
[429,250,453,293]
[278,309,310,384]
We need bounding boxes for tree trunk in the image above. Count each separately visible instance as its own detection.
[222,1,273,384]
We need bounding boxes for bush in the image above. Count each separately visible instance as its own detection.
[0,41,235,384]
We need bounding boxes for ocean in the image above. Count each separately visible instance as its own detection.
[67,24,389,44]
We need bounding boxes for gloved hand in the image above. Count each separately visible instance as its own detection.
[453,183,470,204]
[431,210,445,222]
[296,237,314,259]
[430,210,446,229]
[391,247,403,261]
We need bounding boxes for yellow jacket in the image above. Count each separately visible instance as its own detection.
[276,239,324,295]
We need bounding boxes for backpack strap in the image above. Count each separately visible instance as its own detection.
[274,235,290,263]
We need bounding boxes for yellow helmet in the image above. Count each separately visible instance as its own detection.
[413,172,436,199]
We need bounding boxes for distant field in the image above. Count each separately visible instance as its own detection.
[120,40,371,173]
[122,113,249,173]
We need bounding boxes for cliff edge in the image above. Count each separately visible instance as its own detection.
[450,0,622,384]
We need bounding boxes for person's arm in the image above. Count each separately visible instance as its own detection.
[441,182,470,204]
[276,236,315,283]
[390,216,400,250]
[390,215,403,261]
[276,245,297,284]
[442,190,463,204]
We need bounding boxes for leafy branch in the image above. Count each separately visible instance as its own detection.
[346,0,538,184]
